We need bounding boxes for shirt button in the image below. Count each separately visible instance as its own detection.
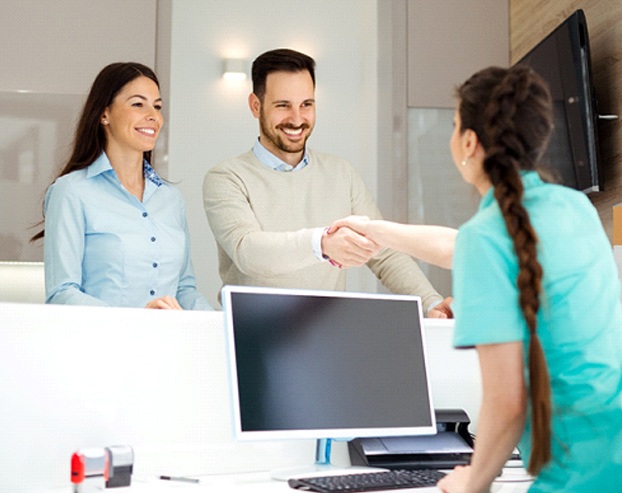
[150,290,155,296]
[142,212,148,218]
[152,262,158,268]
[151,236,156,242]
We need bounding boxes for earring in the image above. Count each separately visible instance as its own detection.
[460,157,469,167]
[102,120,109,125]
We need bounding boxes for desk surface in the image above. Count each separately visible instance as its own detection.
[47,469,533,492]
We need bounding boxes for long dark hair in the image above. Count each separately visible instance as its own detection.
[457,65,554,475]
[31,62,159,241]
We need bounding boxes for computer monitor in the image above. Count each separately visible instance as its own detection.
[221,285,437,475]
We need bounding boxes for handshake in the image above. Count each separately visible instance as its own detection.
[321,216,382,269]
[323,215,457,319]
[323,215,456,270]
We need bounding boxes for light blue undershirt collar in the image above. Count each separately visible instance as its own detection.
[252,138,309,172]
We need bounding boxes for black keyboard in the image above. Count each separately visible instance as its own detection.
[288,469,446,492]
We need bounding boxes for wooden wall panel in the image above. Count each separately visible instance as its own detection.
[510,0,622,239]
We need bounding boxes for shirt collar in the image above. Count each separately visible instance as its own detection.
[252,138,309,172]
[87,152,163,187]
[87,152,114,178]
[143,161,163,187]
[479,170,543,211]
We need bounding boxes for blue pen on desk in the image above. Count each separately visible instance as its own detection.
[159,475,199,484]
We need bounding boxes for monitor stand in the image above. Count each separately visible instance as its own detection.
[270,438,342,481]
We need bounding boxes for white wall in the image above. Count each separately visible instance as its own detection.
[166,0,379,307]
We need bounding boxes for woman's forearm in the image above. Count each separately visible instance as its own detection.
[368,221,457,269]
[465,342,527,491]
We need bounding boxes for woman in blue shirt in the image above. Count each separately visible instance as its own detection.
[330,65,622,492]
[32,62,211,310]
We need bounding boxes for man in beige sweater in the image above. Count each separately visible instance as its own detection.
[203,48,452,317]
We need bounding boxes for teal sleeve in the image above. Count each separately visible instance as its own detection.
[452,223,527,348]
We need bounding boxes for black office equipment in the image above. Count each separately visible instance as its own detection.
[105,445,134,488]
[288,469,447,492]
[348,409,473,470]
[517,9,604,194]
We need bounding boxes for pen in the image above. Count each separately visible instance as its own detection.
[159,475,199,484]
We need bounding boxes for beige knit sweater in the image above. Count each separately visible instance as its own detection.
[203,149,443,312]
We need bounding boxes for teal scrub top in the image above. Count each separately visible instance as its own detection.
[452,172,622,492]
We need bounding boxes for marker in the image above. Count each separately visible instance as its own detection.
[159,475,199,484]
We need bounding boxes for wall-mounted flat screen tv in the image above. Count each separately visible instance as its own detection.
[517,9,602,194]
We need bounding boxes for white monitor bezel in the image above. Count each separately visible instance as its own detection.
[221,285,437,441]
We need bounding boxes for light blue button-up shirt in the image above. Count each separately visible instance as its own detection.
[44,152,211,310]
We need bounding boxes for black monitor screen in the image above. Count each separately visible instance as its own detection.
[222,286,436,441]
[517,9,600,193]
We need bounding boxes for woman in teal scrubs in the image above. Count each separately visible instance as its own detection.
[330,65,622,492]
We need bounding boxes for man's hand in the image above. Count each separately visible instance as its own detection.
[321,226,382,268]
[328,215,372,238]
[427,297,454,319]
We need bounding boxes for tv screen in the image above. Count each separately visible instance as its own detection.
[221,285,436,443]
[517,9,601,194]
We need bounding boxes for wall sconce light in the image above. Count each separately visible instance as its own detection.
[222,58,248,81]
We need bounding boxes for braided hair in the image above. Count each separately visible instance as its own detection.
[457,65,554,475]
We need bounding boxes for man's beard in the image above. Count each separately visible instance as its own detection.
[259,117,312,155]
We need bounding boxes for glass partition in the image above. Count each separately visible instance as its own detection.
[407,107,480,297]
[0,91,85,261]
